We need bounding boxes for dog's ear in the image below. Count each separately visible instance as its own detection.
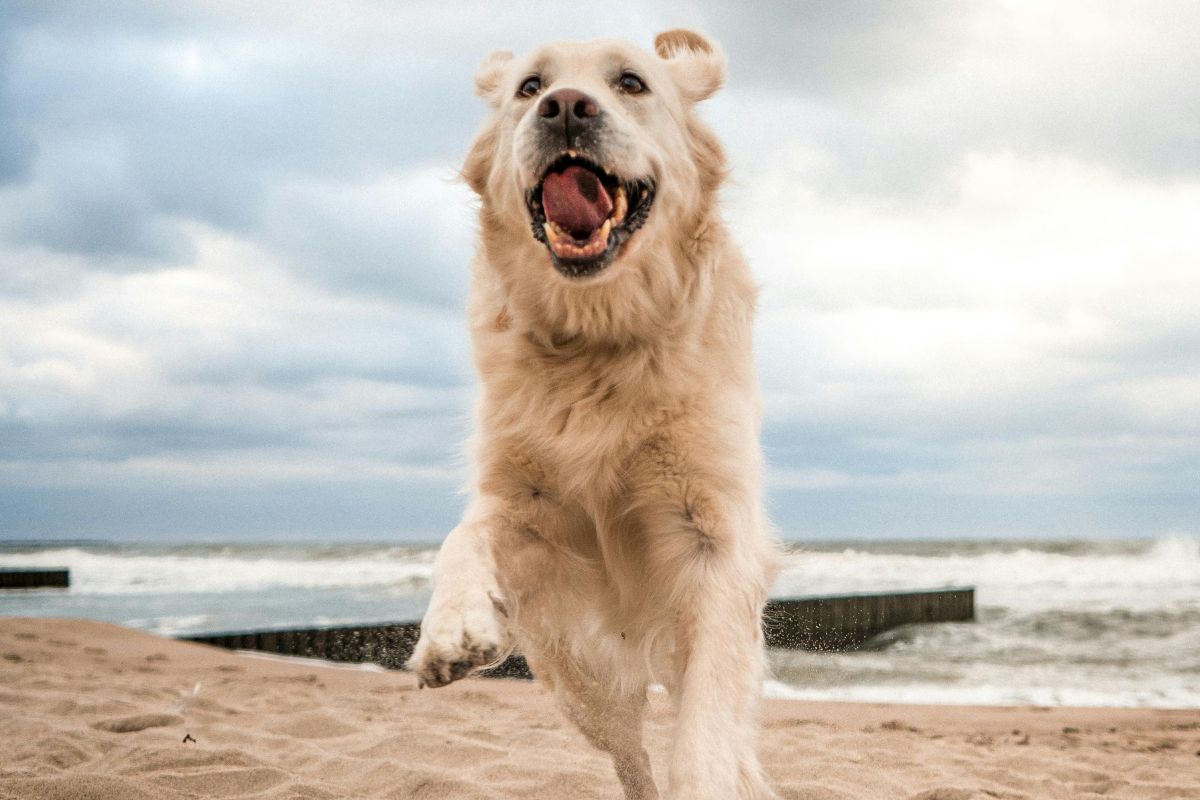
[461,119,501,197]
[474,50,515,106]
[654,29,725,103]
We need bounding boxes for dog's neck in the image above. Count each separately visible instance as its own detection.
[482,210,724,353]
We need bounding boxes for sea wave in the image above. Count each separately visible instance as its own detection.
[0,545,436,595]
[4,536,1197,708]
[773,535,1200,612]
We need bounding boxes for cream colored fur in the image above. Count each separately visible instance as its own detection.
[408,30,779,800]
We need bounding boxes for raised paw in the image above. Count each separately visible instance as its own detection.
[407,589,511,689]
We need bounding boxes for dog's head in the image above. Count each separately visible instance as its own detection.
[464,31,728,341]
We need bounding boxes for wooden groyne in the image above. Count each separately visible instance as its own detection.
[184,622,421,671]
[179,620,534,678]
[181,587,973,678]
[0,568,70,589]
[763,588,975,651]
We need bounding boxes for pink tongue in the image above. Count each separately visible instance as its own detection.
[541,165,613,237]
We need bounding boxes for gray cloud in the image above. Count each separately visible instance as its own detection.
[0,38,36,185]
[765,481,1200,540]
[0,4,485,266]
[154,299,471,388]
[697,0,1200,200]
[257,173,475,307]
[686,0,976,95]
[0,478,462,541]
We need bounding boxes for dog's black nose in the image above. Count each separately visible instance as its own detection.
[538,88,600,145]
[538,88,599,121]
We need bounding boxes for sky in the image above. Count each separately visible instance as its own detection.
[0,1,1197,542]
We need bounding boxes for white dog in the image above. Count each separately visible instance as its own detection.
[408,30,778,800]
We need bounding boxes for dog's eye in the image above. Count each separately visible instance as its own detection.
[617,72,646,95]
[517,76,542,98]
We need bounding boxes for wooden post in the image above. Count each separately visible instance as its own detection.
[0,568,70,589]
[179,588,974,679]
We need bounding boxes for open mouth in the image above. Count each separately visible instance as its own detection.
[525,153,655,278]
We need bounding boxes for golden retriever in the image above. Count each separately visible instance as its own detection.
[408,30,778,799]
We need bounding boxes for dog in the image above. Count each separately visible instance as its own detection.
[408,30,778,800]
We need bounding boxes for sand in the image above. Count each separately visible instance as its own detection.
[1,618,1197,799]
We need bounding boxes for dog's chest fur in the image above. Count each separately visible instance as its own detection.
[482,327,690,494]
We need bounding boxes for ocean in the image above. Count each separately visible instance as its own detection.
[2,537,1197,709]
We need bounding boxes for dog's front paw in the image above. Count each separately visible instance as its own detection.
[407,589,511,688]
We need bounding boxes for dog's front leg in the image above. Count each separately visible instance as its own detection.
[407,503,513,688]
[666,548,776,800]
[631,440,778,799]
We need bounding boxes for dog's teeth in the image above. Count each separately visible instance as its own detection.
[544,222,563,244]
[567,148,578,158]
[613,187,627,222]
[598,219,612,241]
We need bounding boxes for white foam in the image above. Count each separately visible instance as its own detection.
[0,546,435,595]
[763,677,1200,709]
[124,614,213,636]
[772,535,1200,613]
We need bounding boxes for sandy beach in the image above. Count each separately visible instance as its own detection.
[1,618,1197,799]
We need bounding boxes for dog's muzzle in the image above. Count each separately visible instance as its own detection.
[525,153,655,279]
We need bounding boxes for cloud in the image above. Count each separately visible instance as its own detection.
[258,168,476,307]
[701,0,1200,199]
[0,34,36,185]
[748,151,1200,535]
[685,0,976,95]
[0,230,473,508]
[0,9,486,265]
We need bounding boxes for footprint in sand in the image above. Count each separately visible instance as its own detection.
[93,713,183,733]
[909,790,979,800]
